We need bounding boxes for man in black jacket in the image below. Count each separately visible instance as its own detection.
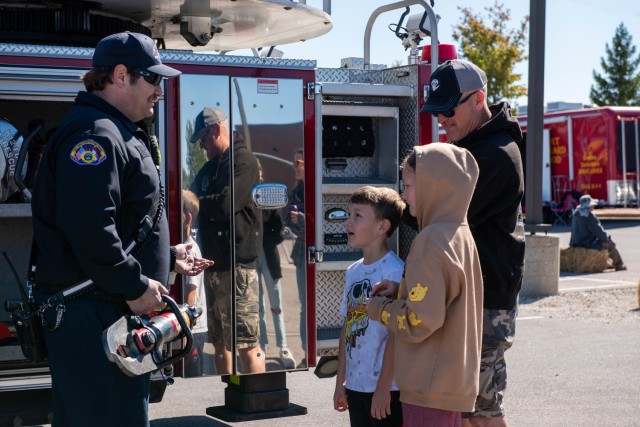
[421,59,525,427]
[189,107,264,374]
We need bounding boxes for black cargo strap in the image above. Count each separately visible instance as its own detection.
[33,181,164,331]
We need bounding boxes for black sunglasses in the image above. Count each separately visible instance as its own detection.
[199,127,210,145]
[432,90,478,118]
[128,68,163,86]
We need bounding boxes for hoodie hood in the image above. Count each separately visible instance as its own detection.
[413,143,479,230]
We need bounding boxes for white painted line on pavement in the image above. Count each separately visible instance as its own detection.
[561,283,636,292]
[559,277,636,285]
[517,316,544,321]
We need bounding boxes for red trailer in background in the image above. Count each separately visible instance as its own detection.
[517,107,640,207]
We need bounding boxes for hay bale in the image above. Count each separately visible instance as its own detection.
[560,247,609,273]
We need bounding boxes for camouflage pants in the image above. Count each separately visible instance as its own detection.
[462,308,517,419]
[204,267,260,350]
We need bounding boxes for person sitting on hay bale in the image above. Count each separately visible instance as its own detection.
[569,194,627,271]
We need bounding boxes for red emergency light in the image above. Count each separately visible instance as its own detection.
[421,43,457,64]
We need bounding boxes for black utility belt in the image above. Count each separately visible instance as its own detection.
[36,284,123,303]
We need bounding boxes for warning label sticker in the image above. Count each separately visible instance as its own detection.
[257,79,279,94]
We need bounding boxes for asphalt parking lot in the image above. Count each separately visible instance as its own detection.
[149,313,640,427]
[147,220,640,427]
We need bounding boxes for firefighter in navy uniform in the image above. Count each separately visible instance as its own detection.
[31,32,181,427]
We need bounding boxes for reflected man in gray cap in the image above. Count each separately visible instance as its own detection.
[189,107,265,374]
[421,59,525,427]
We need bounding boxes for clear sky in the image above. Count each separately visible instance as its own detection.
[240,0,640,108]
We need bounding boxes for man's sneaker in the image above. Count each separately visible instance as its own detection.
[279,347,296,369]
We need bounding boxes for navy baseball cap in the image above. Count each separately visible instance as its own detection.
[420,60,487,114]
[92,32,180,78]
[190,108,228,143]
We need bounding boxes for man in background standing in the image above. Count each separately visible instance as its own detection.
[421,59,525,427]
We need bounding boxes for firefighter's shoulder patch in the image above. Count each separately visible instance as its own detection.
[70,140,107,166]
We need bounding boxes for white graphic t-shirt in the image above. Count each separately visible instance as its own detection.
[339,251,404,393]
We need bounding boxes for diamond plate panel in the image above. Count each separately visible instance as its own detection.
[316,270,346,329]
[381,65,420,260]
[381,65,421,160]
[0,43,93,59]
[317,67,384,84]
[317,67,351,83]
[399,222,417,261]
[323,157,378,179]
[348,69,385,84]
[162,50,316,69]
[0,43,316,70]
[323,194,349,204]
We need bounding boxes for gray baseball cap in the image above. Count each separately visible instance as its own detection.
[190,108,228,143]
[420,59,487,114]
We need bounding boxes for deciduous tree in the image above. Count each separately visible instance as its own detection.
[182,120,208,189]
[452,2,528,106]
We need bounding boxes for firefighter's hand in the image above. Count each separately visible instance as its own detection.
[371,389,391,420]
[126,279,168,314]
[333,384,348,412]
[371,280,399,298]
[173,242,193,260]
[174,255,214,276]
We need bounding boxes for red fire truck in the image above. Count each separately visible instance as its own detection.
[0,1,448,424]
[517,106,640,208]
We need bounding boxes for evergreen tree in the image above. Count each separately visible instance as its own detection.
[452,2,528,106]
[182,120,208,189]
[590,22,640,106]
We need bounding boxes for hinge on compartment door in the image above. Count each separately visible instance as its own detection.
[306,82,315,100]
[307,246,323,264]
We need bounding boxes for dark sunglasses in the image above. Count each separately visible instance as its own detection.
[128,68,163,86]
[199,128,211,145]
[432,90,478,118]
[199,125,220,144]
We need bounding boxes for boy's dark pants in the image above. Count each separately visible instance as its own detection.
[346,388,403,427]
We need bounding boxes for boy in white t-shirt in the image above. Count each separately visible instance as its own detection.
[334,186,405,427]
[182,190,208,377]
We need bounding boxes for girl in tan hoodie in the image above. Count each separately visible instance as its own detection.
[367,143,483,427]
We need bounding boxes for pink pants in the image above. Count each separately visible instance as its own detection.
[402,403,461,427]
